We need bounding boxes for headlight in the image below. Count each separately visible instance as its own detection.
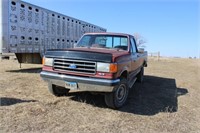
[42,57,53,66]
[97,62,117,73]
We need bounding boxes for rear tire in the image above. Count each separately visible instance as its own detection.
[48,84,69,96]
[104,78,129,109]
[137,67,144,83]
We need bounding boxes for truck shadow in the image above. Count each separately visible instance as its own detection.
[69,92,105,107]
[120,75,188,115]
[6,68,42,73]
[69,75,188,116]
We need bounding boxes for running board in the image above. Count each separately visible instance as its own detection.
[128,78,137,88]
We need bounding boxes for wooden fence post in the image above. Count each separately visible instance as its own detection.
[0,53,2,62]
[158,51,160,61]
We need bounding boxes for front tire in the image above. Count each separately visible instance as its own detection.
[104,78,129,109]
[48,84,69,96]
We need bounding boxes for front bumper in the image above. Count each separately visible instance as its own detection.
[40,71,120,92]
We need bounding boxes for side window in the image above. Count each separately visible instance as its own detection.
[130,38,137,53]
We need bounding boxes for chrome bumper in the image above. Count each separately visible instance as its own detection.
[40,71,120,92]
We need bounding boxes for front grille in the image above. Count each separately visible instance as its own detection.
[53,58,96,74]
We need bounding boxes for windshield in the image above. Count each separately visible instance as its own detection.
[76,35,128,50]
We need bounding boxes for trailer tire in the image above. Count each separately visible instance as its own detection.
[104,78,129,109]
[48,84,69,96]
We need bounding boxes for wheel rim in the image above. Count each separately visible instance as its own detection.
[116,84,127,104]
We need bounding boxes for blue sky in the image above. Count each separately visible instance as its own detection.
[23,0,199,58]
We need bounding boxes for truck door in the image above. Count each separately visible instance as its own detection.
[130,37,140,78]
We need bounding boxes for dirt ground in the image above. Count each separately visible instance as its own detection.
[0,57,200,133]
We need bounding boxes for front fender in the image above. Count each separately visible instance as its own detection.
[118,66,129,79]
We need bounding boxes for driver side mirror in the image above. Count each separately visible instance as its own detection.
[138,48,144,53]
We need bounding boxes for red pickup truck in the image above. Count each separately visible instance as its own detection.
[40,33,147,108]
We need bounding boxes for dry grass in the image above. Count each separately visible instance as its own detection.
[0,57,200,133]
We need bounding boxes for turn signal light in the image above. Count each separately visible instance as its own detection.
[110,64,117,73]
[42,57,45,65]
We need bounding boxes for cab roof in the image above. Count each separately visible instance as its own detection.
[84,32,132,37]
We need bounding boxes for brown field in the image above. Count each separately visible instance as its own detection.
[0,57,200,133]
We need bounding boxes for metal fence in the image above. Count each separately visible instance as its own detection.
[148,52,160,60]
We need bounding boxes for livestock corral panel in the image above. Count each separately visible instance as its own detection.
[0,0,106,63]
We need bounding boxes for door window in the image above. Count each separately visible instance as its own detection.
[130,38,137,53]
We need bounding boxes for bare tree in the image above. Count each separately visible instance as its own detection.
[133,33,147,48]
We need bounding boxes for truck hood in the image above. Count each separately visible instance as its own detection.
[45,48,129,63]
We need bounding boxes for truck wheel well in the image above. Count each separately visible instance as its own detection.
[120,71,128,79]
